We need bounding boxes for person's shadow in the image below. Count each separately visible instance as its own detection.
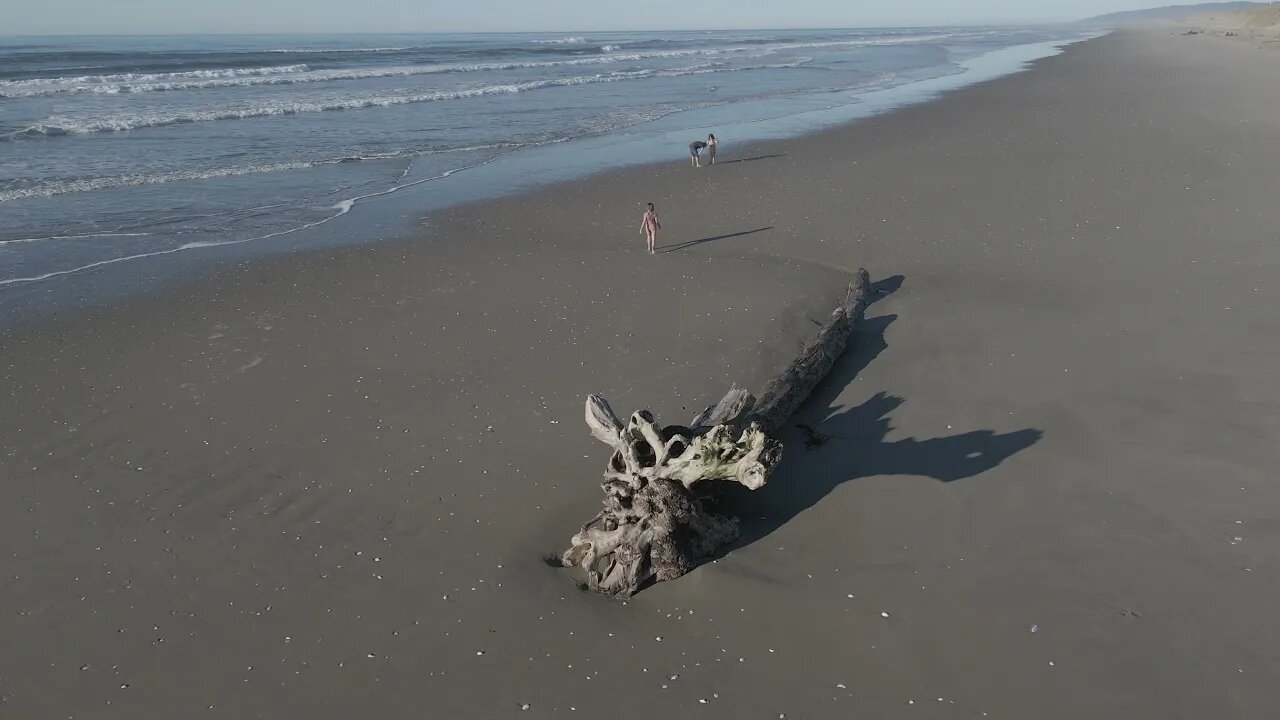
[718,275,1043,550]
[658,226,773,254]
[718,154,787,165]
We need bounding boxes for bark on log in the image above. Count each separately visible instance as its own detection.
[750,268,871,434]
[560,268,873,598]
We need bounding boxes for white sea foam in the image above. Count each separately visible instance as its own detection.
[0,151,511,286]
[779,32,968,51]
[4,83,730,208]
[10,58,822,138]
[266,46,410,53]
[0,231,152,247]
[0,57,632,97]
[533,37,586,44]
[15,84,603,135]
[0,143,524,203]
[13,70,668,136]
[0,48,747,98]
[0,163,325,202]
[0,32,967,98]
[0,64,309,96]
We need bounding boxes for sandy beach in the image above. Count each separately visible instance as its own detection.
[1189,4,1280,42]
[3,28,1280,718]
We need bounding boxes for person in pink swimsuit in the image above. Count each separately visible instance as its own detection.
[640,202,661,254]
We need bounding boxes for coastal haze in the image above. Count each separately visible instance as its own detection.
[0,0,1246,33]
[3,2,1280,719]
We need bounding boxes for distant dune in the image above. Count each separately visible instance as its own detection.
[1182,4,1280,40]
[1082,2,1280,42]
[1197,4,1280,31]
[1082,1,1266,25]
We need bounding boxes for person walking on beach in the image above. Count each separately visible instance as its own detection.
[689,139,707,167]
[706,133,718,164]
[641,202,661,254]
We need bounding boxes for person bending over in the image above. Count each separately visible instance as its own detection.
[689,139,707,167]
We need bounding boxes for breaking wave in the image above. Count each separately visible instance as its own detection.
[0,33,963,98]
[0,64,310,96]
[11,61,810,137]
[0,143,524,203]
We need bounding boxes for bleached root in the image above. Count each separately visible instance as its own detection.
[561,268,873,598]
[563,389,781,597]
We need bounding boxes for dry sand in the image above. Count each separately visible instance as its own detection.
[3,30,1280,718]
[1190,4,1280,41]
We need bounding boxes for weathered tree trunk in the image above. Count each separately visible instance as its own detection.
[751,268,871,434]
[559,268,873,598]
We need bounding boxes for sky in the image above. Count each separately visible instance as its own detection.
[0,0,1216,35]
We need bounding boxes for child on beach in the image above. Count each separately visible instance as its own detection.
[706,134,718,164]
[641,202,661,254]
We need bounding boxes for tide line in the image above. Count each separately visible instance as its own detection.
[0,153,512,287]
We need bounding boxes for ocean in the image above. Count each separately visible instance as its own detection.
[0,27,1088,314]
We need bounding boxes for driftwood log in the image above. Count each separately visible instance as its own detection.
[559,268,873,597]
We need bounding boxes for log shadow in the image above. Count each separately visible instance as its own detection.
[718,289,1042,552]
[871,273,904,300]
[658,226,773,254]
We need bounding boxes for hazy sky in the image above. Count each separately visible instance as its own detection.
[1,0,1191,35]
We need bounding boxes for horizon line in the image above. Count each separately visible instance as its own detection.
[0,21,1088,39]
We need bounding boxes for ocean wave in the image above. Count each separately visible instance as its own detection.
[11,57,818,139]
[752,32,966,56]
[265,46,410,53]
[0,151,513,287]
[533,37,586,45]
[0,60,808,202]
[0,32,969,98]
[2,55,663,97]
[0,143,525,203]
[10,72,643,135]
[0,47,762,98]
[0,56,649,97]
[0,162,326,203]
[0,231,152,247]
[8,59,817,138]
[0,64,309,93]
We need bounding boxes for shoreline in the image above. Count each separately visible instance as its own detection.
[0,32,1092,329]
[4,29,1280,718]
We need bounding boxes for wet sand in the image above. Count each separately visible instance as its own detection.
[3,30,1280,718]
